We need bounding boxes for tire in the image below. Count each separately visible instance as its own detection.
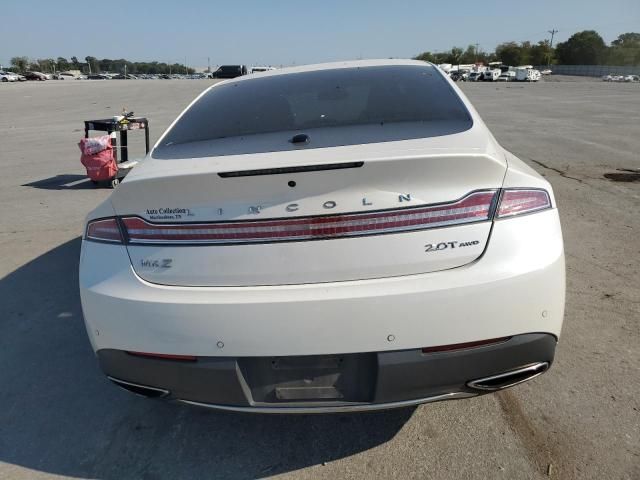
[1,78,7,82]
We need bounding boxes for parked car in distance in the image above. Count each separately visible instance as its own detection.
[467,71,482,82]
[497,71,516,82]
[0,71,20,82]
[212,65,248,78]
[80,59,565,414]
[87,74,109,80]
[251,66,276,74]
[449,71,468,82]
[24,71,47,81]
[56,72,77,80]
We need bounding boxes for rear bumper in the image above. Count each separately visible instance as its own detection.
[99,333,556,413]
[80,209,565,357]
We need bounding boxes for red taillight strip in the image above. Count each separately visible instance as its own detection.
[122,191,497,244]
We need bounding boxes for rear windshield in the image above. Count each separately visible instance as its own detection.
[156,64,472,153]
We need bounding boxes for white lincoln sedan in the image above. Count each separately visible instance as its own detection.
[80,60,565,413]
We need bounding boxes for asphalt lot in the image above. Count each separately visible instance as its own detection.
[0,78,638,480]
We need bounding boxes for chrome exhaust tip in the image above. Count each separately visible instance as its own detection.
[107,376,170,398]
[466,362,550,392]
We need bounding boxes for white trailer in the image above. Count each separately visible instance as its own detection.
[516,67,541,82]
[482,69,501,81]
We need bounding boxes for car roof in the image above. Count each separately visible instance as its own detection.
[226,59,434,82]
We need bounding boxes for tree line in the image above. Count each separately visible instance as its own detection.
[7,30,639,74]
[414,31,640,66]
[8,56,196,75]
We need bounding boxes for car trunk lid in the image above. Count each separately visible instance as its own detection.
[112,136,506,286]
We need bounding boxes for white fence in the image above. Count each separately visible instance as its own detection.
[536,65,640,77]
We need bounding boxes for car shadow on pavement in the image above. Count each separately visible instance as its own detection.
[0,238,414,479]
[22,174,96,190]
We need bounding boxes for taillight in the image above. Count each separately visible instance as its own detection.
[496,189,551,218]
[121,190,498,244]
[85,218,123,243]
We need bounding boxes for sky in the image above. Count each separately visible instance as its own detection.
[1,0,639,69]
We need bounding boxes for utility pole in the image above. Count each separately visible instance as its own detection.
[207,57,210,73]
[548,29,558,48]
[547,29,558,67]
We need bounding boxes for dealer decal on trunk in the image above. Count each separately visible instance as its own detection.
[145,208,195,221]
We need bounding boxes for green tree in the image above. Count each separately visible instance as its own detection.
[414,51,436,62]
[57,57,70,71]
[495,42,526,66]
[611,32,640,48]
[460,45,477,63]
[98,58,113,72]
[608,32,640,65]
[448,47,464,65]
[85,56,97,73]
[555,30,606,64]
[416,47,479,65]
[34,58,56,72]
[530,40,554,66]
[10,56,29,72]
[519,41,533,65]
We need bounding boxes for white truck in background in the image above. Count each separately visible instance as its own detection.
[516,66,541,82]
[482,69,501,81]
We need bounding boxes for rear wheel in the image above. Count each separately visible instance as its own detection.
[1,78,7,82]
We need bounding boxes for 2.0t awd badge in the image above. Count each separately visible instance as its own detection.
[424,240,480,253]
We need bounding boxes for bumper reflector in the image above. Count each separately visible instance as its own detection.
[421,337,511,354]
[126,351,197,362]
